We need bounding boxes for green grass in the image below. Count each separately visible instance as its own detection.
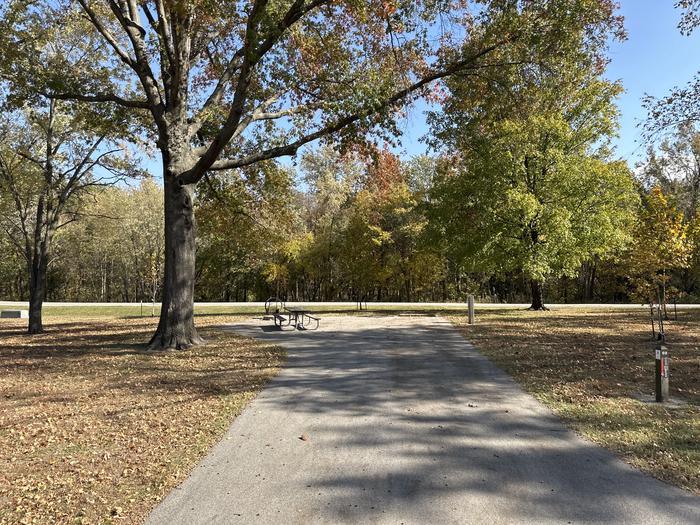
[0,303,478,319]
[42,304,262,318]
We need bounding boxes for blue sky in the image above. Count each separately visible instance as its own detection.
[395,0,700,166]
[606,0,700,163]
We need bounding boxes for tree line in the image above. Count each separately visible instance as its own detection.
[1,1,699,347]
[3,132,700,311]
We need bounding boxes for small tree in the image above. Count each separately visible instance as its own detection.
[0,102,137,332]
[0,2,139,332]
[626,186,692,310]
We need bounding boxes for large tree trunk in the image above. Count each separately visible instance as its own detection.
[579,259,597,301]
[148,176,203,350]
[27,193,50,335]
[529,279,547,311]
[28,253,47,334]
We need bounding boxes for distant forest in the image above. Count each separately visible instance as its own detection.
[2,135,699,307]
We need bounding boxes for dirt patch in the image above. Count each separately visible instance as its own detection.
[0,315,284,524]
[452,308,700,495]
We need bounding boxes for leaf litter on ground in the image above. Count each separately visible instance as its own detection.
[0,315,284,525]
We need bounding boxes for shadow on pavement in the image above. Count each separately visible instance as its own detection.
[198,317,700,524]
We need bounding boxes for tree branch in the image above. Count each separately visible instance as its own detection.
[228,92,303,139]
[103,0,164,109]
[195,37,519,177]
[15,150,44,168]
[43,91,151,109]
[76,0,137,69]
[187,0,329,145]
[187,0,272,137]
[141,0,175,100]
[154,0,176,65]
[0,152,33,258]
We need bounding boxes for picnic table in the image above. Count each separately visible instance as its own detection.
[273,306,320,330]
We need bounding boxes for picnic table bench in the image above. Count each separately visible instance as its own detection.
[273,306,320,330]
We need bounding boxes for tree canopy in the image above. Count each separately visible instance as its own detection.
[426,19,637,308]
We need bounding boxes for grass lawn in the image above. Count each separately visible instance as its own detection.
[451,308,700,495]
[35,304,264,318]
[0,314,284,525]
[0,303,476,319]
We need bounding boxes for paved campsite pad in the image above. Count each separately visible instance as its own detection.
[147,316,700,524]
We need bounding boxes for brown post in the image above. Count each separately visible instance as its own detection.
[655,345,669,403]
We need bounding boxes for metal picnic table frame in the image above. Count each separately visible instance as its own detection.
[273,306,320,330]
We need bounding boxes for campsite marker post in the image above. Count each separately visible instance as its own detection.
[655,345,669,403]
[467,295,475,325]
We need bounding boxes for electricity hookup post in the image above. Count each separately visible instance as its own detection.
[467,294,475,325]
[655,344,670,403]
[654,307,669,403]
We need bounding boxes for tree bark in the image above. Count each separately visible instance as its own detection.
[27,192,50,334]
[580,259,597,301]
[148,176,203,349]
[28,253,47,334]
[586,261,597,301]
[529,279,547,310]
